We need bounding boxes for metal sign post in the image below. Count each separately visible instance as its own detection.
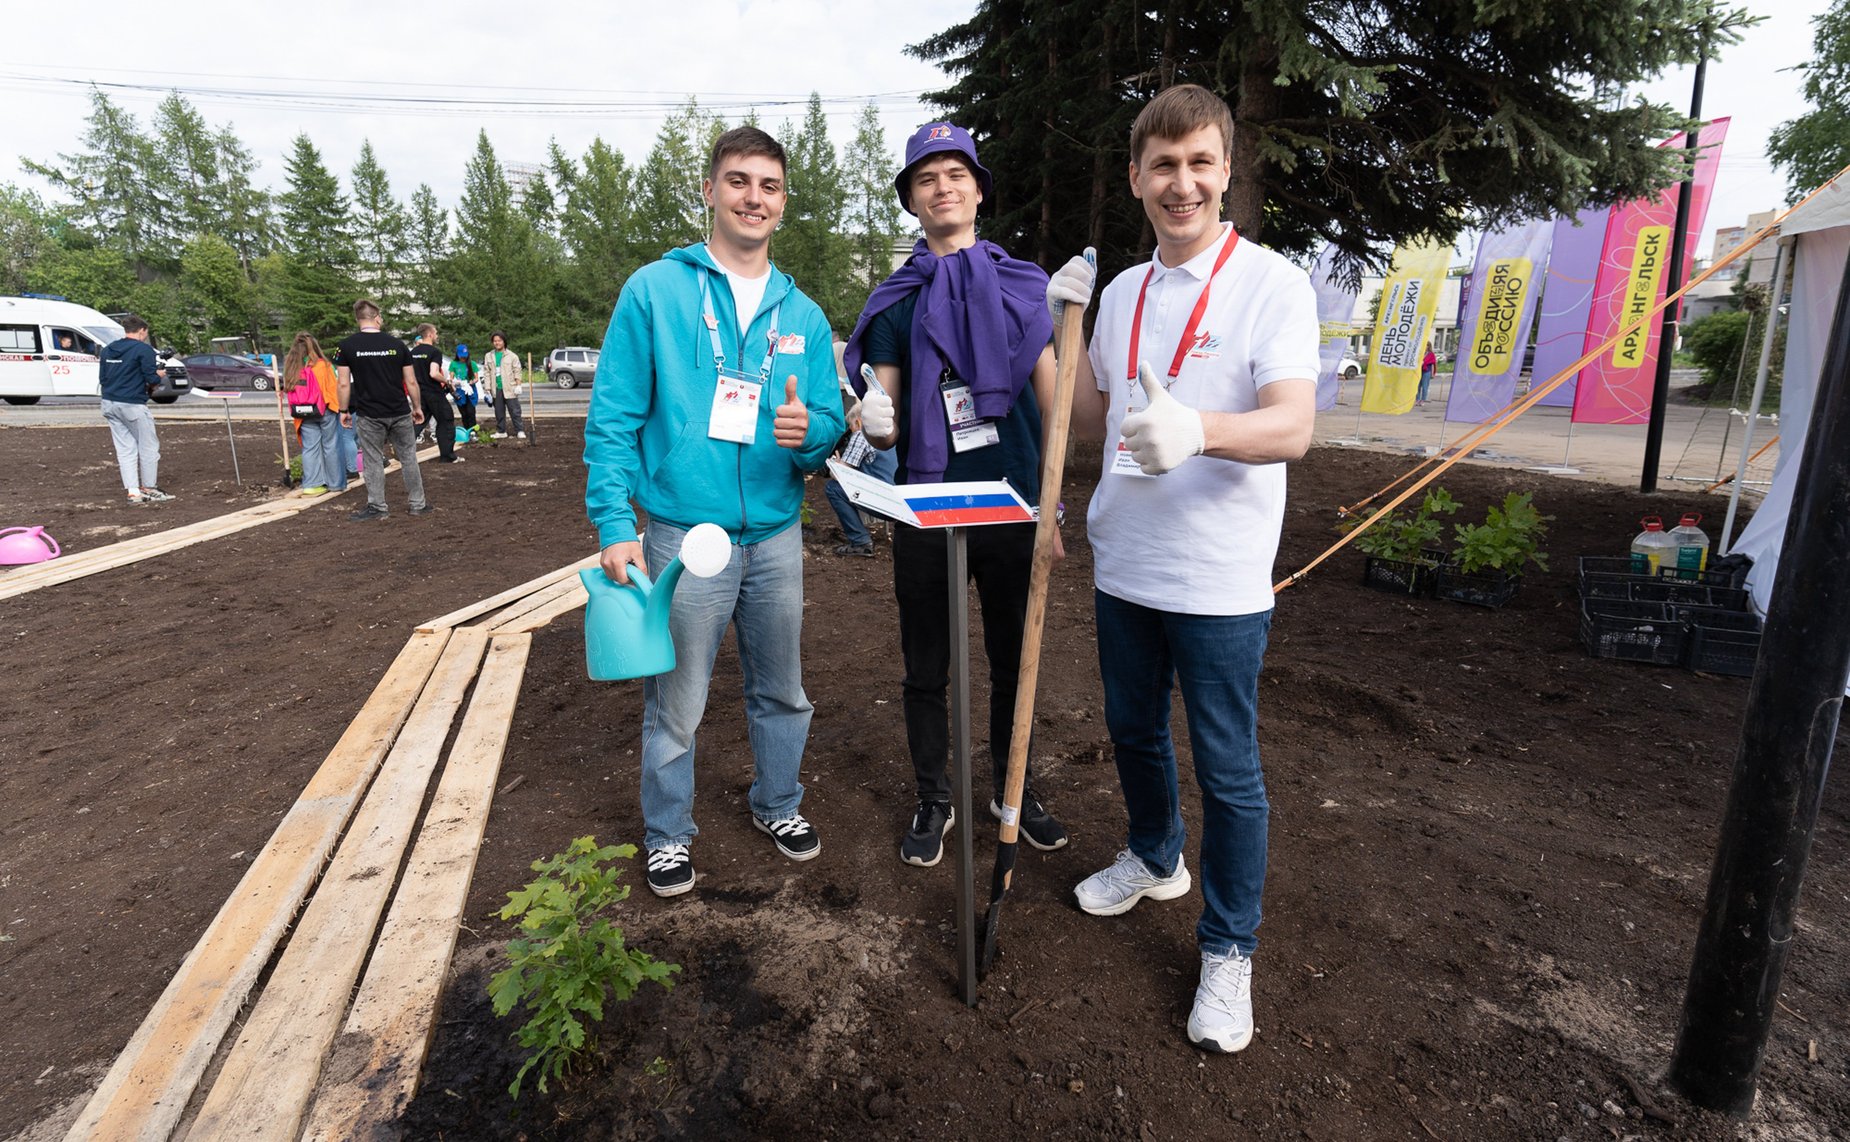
[945,527,978,1006]
[194,389,244,484]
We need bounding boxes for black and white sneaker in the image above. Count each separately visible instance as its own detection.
[901,800,954,867]
[645,843,695,897]
[753,813,821,861]
[990,788,1069,851]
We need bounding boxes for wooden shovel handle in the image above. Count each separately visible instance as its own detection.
[995,312,1086,847]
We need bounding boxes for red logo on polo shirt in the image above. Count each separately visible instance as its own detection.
[1186,330,1222,359]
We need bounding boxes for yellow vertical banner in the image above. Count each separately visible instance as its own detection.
[1361,237,1452,414]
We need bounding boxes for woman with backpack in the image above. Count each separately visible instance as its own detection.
[282,332,344,495]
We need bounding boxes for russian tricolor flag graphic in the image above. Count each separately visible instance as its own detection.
[905,493,1034,527]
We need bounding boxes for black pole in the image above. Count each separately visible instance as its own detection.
[1640,49,1708,493]
[1667,244,1850,1114]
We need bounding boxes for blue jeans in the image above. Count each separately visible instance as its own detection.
[1095,590,1272,958]
[638,521,812,848]
[299,416,345,491]
[1416,365,1434,402]
[825,445,897,546]
[336,416,359,476]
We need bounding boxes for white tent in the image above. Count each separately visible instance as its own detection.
[1724,171,1850,615]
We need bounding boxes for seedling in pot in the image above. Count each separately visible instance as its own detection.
[1451,491,1551,576]
[1344,487,1458,564]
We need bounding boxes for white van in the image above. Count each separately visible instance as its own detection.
[0,296,191,405]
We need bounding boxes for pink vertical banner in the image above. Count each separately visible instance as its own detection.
[1572,119,1731,424]
[1308,244,1359,410]
[1445,219,1553,423]
[1532,208,1609,407]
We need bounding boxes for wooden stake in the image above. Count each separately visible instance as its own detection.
[275,357,293,485]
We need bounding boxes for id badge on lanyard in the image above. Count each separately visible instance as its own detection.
[1112,228,1239,478]
[701,273,780,445]
[939,369,999,453]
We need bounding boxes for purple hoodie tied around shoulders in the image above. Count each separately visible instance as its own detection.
[843,238,1053,484]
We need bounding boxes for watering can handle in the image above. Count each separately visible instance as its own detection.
[39,528,59,558]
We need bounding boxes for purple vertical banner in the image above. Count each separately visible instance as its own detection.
[1445,220,1553,423]
[1531,208,1609,407]
[1308,243,1359,411]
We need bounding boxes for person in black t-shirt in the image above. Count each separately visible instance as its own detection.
[409,323,459,463]
[336,298,430,521]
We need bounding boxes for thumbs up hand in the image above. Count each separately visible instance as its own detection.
[773,375,809,449]
[1118,361,1204,475]
[857,364,897,439]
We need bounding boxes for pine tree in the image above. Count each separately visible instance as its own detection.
[273,133,358,338]
[1767,0,1850,204]
[842,102,911,298]
[23,89,174,268]
[349,140,411,317]
[912,0,1748,281]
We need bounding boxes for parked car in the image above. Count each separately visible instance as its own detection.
[1339,354,1362,381]
[547,347,600,389]
[183,353,277,391]
[150,350,191,403]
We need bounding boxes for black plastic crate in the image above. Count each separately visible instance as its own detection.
[1435,564,1520,608]
[1362,551,1442,597]
[1628,579,1751,611]
[1682,607,1763,677]
[1576,557,1747,609]
[1578,556,1652,601]
[1581,600,1686,666]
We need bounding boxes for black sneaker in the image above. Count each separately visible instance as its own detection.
[645,844,695,897]
[990,789,1069,851]
[409,503,435,516]
[832,541,875,558]
[900,801,954,867]
[348,505,389,522]
[753,813,821,861]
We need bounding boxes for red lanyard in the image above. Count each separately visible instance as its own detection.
[1125,227,1240,380]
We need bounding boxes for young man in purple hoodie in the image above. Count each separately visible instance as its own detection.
[844,123,1071,868]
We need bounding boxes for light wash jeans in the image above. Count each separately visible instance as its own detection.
[638,521,812,849]
[1096,590,1272,958]
[100,399,159,491]
[336,416,359,477]
[354,414,427,512]
[298,416,345,491]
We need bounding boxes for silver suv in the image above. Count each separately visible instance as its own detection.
[547,346,599,389]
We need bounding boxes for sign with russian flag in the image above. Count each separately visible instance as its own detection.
[826,460,1035,529]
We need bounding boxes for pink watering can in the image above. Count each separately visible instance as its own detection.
[0,527,61,566]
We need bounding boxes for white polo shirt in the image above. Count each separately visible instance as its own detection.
[1085,223,1321,616]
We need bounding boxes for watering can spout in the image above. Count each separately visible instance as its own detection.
[580,523,734,682]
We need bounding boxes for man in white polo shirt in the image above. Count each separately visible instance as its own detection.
[1045,83,1319,1054]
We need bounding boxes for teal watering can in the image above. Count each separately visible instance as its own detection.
[580,523,732,681]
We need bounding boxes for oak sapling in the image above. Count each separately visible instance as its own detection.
[489,836,679,1098]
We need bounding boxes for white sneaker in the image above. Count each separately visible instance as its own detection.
[492,431,508,439]
[516,431,527,439]
[1073,849,1191,916]
[1187,949,1255,1053]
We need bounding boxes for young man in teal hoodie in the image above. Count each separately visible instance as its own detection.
[584,126,845,898]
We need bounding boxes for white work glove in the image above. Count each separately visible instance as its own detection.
[1046,247,1097,327]
[858,364,896,438]
[1119,361,1205,475]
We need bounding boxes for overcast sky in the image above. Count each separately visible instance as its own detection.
[1,0,1832,262]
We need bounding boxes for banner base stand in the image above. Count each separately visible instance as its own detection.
[1526,464,1582,475]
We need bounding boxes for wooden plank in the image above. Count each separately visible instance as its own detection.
[415,552,598,631]
[65,630,452,1142]
[490,582,589,635]
[302,634,533,1141]
[472,572,584,631]
[184,628,491,1142]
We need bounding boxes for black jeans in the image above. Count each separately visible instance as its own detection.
[892,522,1038,804]
[420,386,455,460]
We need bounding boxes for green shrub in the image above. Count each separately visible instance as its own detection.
[489,837,678,1098]
[1451,491,1552,575]
[1345,487,1458,563]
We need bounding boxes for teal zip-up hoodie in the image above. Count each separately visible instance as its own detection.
[585,243,845,548]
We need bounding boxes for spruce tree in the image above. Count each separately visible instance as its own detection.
[24,89,174,269]
[274,133,358,337]
[349,140,411,317]
[559,137,637,343]
[155,94,219,244]
[632,99,722,257]
[842,102,911,297]
[774,93,857,330]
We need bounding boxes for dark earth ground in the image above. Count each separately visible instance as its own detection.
[0,419,1844,1140]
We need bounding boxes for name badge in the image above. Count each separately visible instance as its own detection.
[1110,436,1157,479]
[709,366,762,444]
[940,373,999,453]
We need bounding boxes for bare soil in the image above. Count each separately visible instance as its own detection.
[1,420,1844,1141]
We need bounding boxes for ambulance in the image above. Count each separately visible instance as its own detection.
[0,296,191,405]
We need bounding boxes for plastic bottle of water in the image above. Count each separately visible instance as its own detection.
[1631,517,1674,575]
[1668,513,1711,576]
